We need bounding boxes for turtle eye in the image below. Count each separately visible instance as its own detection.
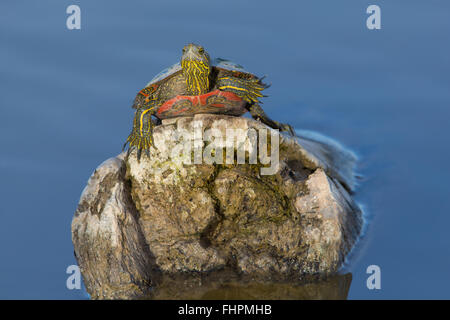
[198,47,204,54]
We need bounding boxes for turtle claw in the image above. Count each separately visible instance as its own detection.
[248,104,295,137]
[270,119,296,137]
[123,106,156,161]
[123,129,154,161]
[123,139,153,161]
[279,123,296,137]
[136,136,154,161]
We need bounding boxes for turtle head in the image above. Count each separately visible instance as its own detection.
[181,43,210,95]
[181,43,210,67]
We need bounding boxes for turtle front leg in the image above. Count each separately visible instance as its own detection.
[123,102,158,160]
[248,103,296,136]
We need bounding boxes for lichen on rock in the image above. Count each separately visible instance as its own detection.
[72,114,363,299]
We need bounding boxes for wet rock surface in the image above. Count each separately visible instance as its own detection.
[72,114,363,299]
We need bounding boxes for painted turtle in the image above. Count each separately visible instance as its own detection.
[124,43,294,158]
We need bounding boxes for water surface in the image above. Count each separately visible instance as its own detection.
[1,0,449,299]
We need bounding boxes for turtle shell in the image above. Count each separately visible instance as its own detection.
[141,58,259,119]
[146,58,254,87]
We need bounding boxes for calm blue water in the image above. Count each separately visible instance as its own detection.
[1,0,449,299]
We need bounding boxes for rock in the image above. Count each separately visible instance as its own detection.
[72,114,363,299]
[71,156,156,299]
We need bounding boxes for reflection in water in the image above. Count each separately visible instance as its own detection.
[148,273,352,300]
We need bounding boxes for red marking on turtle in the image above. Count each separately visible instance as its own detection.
[139,84,159,98]
[157,90,242,115]
[173,107,189,116]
